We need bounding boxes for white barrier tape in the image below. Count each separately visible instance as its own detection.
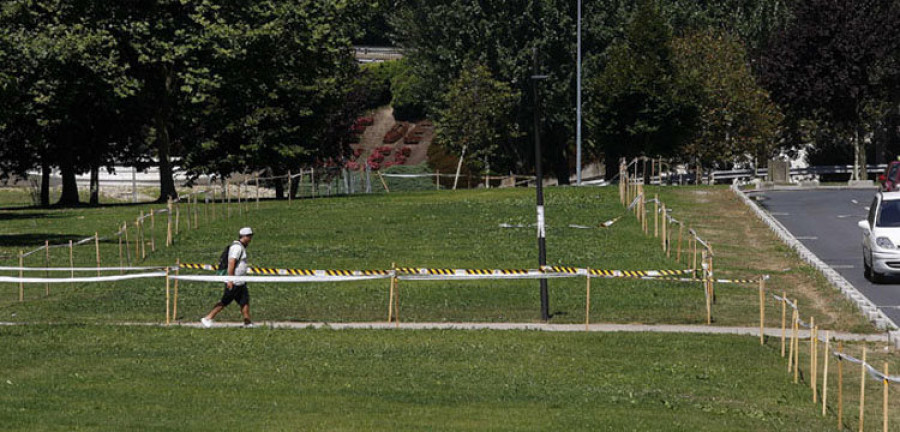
[171,274,391,283]
[772,294,798,310]
[627,194,641,211]
[0,266,173,272]
[834,352,900,384]
[0,272,167,284]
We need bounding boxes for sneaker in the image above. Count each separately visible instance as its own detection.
[243,322,256,328]
[201,317,213,328]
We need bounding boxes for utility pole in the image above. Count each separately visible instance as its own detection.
[532,47,550,322]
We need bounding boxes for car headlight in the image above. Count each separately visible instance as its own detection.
[876,237,896,249]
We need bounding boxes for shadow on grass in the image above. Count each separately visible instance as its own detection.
[0,233,94,248]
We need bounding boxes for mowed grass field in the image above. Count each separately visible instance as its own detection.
[0,185,887,430]
[0,186,871,330]
[1,325,842,431]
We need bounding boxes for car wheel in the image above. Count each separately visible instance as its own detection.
[864,259,873,281]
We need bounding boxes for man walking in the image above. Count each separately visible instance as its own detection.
[201,227,254,328]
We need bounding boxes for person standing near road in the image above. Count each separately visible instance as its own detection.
[201,227,254,328]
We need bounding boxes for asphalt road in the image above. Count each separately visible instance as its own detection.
[754,188,900,325]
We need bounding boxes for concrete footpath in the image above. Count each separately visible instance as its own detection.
[5,321,885,343]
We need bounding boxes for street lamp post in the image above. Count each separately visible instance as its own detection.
[532,47,550,322]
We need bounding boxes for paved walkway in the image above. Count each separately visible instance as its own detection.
[7,320,886,342]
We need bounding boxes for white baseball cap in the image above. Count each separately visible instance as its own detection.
[239,227,254,237]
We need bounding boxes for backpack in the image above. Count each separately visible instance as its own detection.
[216,241,243,275]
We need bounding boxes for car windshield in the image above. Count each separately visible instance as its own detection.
[878,200,900,227]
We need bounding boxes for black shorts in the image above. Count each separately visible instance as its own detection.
[220,284,250,307]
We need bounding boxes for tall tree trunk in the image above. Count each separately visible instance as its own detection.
[57,137,80,206]
[40,153,50,207]
[274,175,285,199]
[155,113,177,202]
[89,164,99,205]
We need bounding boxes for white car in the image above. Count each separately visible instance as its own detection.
[858,191,900,283]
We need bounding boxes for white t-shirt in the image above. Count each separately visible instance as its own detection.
[228,242,249,286]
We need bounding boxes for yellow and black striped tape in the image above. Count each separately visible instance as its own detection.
[466,269,493,275]
[427,268,455,275]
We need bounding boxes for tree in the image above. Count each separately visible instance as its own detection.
[436,64,521,175]
[671,30,782,169]
[758,0,900,180]
[0,0,136,206]
[585,0,697,176]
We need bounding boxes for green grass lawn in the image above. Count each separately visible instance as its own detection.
[0,186,872,331]
[0,325,840,431]
[0,186,888,431]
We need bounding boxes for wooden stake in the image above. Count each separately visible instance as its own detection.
[788,307,795,373]
[839,341,844,430]
[860,346,867,432]
[703,250,711,325]
[812,323,818,403]
[781,291,787,357]
[393,273,400,327]
[18,251,23,302]
[175,199,181,234]
[759,278,765,345]
[883,362,888,432]
[793,308,799,383]
[226,181,231,219]
[166,199,173,246]
[809,316,817,403]
[165,266,170,325]
[69,240,75,280]
[692,232,698,277]
[117,232,123,274]
[185,195,192,231]
[288,170,292,204]
[677,223,683,262]
[150,210,156,252]
[124,222,131,265]
[237,182,243,216]
[388,263,396,323]
[585,270,591,331]
[173,259,180,322]
[42,240,50,296]
[256,175,260,208]
[378,171,390,193]
[194,194,199,229]
[823,332,830,417]
[140,220,146,260]
[654,195,659,237]
[94,232,101,277]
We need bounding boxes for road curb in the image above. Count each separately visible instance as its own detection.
[732,185,899,340]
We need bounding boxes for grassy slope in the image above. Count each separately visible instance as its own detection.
[0,325,836,431]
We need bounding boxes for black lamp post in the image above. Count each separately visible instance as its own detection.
[531,47,550,322]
